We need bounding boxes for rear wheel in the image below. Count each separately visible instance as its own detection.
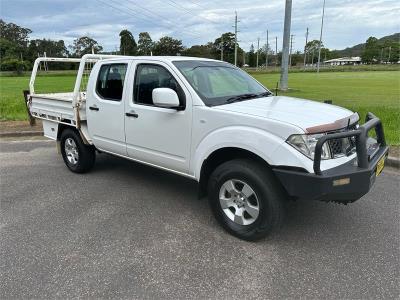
[60,128,95,173]
[208,159,286,241]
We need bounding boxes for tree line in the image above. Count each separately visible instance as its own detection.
[1,19,398,73]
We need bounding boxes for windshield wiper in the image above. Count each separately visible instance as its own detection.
[257,91,273,97]
[225,91,273,104]
[226,93,259,103]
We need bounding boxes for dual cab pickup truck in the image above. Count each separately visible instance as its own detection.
[28,54,388,240]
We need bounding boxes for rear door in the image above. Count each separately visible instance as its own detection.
[87,62,128,155]
[124,60,192,173]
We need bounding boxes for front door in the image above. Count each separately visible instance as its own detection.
[124,61,192,174]
[87,62,128,155]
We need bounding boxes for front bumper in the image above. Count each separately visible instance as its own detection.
[273,112,389,203]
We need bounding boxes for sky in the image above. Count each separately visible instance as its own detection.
[1,0,399,52]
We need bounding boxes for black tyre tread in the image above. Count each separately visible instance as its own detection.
[60,128,95,173]
[207,158,286,241]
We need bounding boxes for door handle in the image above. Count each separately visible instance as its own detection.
[89,106,99,111]
[126,111,139,118]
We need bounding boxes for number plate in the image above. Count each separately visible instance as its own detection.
[376,156,385,176]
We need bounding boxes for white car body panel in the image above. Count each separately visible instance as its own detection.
[28,55,360,181]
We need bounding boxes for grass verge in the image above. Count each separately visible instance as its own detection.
[1,70,399,144]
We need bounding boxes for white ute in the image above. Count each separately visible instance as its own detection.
[28,54,388,240]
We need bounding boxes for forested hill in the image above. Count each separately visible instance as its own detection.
[334,33,399,57]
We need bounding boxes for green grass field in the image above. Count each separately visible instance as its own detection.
[1,71,399,144]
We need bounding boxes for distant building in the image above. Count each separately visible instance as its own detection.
[324,57,362,66]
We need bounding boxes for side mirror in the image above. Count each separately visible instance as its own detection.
[152,88,180,109]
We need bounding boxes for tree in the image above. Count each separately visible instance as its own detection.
[0,58,30,73]
[0,19,32,72]
[137,32,154,55]
[380,39,399,63]
[304,40,323,64]
[69,36,103,57]
[119,29,137,55]
[27,39,68,59]
[247,44,256,67]
[361,37,379,64]
[153,36,184,56]
[183,43,214,58]
[212,32,245,65]
[0,19,31,49]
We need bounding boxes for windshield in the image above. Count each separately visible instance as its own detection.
[173,60,271,106]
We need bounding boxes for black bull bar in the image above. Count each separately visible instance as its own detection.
[313,112,386,175]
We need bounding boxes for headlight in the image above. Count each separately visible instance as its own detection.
[286,134,331,160]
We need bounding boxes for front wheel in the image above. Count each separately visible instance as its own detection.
[60,128,95,173]
[208,159,286,241]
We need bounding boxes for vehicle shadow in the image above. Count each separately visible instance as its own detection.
[91,152,370,243]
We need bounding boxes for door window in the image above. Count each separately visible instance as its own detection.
[96,64,127,101]
[133,64,185,107]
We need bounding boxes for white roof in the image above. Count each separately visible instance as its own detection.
[103,55,221,63]
[324,57,361,63]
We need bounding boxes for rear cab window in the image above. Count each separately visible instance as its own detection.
[96,63,128,101]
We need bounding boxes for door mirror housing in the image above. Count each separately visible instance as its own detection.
[152,88,180,109]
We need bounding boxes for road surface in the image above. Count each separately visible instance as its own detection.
[1,139,399,299]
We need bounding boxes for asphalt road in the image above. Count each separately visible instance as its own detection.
[1,139,399,299]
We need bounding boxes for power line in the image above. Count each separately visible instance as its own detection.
[185,0,209,11]
[95,0,204,40]
[164,0,221,25]
[121,0,206,39]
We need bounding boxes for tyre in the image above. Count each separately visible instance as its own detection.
[207,159,286,241]
[60,128,95,173]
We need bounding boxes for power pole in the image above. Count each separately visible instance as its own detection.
[303,27,309,69]
[388,46,392,63]
[256,37,260,69]
[266,30,269,69]
[275,36,278,67]
[220,35,224,61]
[280,0,292,90]
[289,34,294,68]
[243,51,246,66]
[44,52,48,71]
[234,11,239,66]
[311,49,315,66]
[317,0,326,73]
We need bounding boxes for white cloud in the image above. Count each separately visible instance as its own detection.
[2,0,399,52]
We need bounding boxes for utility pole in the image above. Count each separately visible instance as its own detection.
[266,30,269,69]
[311,49,315,66]
[44,52,48,71]
[317,0,326,73]
[279,0,292,90]
[243,51,246,66]
[388,46,392,63]
[289,34,294,68]
[234,11,239,66]
[220,35,224,61]
[275,36,278,67]
[256,37,260,69]
[303,27,309,69]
